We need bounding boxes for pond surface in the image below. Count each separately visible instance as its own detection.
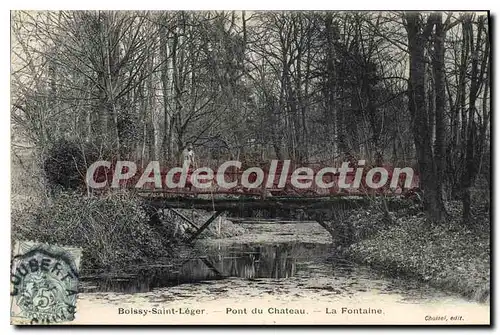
[82,242,338,293]
[76,222,489,325]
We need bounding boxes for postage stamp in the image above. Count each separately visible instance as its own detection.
[10,241,82,325]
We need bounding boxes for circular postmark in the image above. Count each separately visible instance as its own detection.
[10,242,81,324]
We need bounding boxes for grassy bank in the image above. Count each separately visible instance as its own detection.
[11,191,246,275]
[345,201,490,303]
[11,191,177,274]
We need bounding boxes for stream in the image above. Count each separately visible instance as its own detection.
[75,221,490,325]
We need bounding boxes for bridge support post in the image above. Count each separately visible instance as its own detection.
[186,210,225,243]
[164,205,200,230]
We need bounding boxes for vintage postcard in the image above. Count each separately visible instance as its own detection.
[10,10,490,325]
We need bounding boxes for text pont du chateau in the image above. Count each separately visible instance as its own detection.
[226,307,383,315]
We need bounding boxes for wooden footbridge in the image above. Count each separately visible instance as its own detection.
[96,161,417,242]
[91,161,417,278]
[136,189,413,280]
[140,191,376,244]
[138,191,369,279]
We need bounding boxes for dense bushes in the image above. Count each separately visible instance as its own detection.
[11,191,178,273]
[43,139,111,193]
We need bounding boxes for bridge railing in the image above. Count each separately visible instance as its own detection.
[89,161,419,198]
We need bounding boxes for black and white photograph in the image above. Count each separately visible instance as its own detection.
[9,10,491,325]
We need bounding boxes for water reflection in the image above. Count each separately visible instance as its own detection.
[83,242,333,293]
[212,243,328,279]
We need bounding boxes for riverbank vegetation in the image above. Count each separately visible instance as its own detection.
[11,191,175,273]
[344,198,490,303]
[11,189,247,274]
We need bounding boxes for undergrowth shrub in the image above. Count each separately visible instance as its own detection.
[43,139,112,193]
[11,191,177,273]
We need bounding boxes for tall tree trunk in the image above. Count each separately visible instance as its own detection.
[406,13,445,223]
[160,21,173,162]
[324,13,338,158]
[461,15,488,223]
[432,13,446,200]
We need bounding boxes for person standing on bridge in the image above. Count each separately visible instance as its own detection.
[181,142,196,192]
[181,142,196,169]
